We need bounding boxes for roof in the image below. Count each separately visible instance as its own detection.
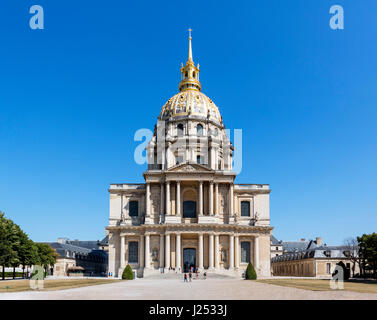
[99,235,109,246]
[47,242,91,258]
[271,243,358,263]
[270,235,282,245]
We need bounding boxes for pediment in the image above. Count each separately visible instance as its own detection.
[167,162,213,173]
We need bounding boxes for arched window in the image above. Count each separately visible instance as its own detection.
[193,71,196,78]
[214,128,219,136]
[241,242,250,263]
[241,201,250,217]
[197,124,203,136]
[177,123,184,136]
[128,242,138,264]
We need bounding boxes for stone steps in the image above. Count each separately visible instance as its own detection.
[142,271,240,280]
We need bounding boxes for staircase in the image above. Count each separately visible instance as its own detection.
[142,271,239,280]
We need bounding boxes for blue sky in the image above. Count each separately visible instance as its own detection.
[0,1,376,244]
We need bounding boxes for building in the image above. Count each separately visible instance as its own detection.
[48,238,108,276]
[270,235,283,258]
[271,237,359,278]
[106,32,273,278]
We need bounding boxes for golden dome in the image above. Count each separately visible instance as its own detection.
[159,30,222,124]
[159,90,222,123]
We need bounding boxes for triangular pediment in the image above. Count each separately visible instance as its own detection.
[167,162,213,172]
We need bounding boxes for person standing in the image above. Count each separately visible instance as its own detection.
[189,271,192,282]
[203,272,207,280]
[184,273,188,282]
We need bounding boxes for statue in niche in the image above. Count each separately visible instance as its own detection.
[152,248,159,262]
[221,249,227,262]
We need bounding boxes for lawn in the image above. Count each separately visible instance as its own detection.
[0,278,122,293]
[257,279,377,294]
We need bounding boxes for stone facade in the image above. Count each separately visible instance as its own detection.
[106,33,272,278]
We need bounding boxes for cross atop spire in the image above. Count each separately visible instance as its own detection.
[188,28,193,62]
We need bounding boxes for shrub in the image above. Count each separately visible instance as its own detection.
[122,264,134,280]
[245,262,257,280]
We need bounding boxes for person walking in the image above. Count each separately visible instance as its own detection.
[184,273,188,282]
[203,272,207,280]
[189,271,192,282]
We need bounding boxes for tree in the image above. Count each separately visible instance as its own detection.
[122,265,134,280]
[343,237,360,278]
[358,233,377,278]
[35,243,58,276]
[245,262,257,280]
[0,212,20,279]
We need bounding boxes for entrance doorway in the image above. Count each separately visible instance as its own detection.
[183,248,196,272]
[183,201,196,218]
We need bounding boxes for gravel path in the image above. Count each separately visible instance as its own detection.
[1,279,377,300]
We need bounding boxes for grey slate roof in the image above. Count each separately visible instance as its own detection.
[47,242,92,258]
[270,235,282,245]
[271,242,357,263]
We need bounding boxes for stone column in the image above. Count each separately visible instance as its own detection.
[165,234,170,270]
[146,183,150,217]
[209,233,214,270]
[145,234,150,269]
[235,235,239,269]
[176,233,181,272]
[229,234,234,269]
[199,181,203,216]
[139,234,145,268]
[198,233,204,270]
[229,184,234,217]
[160,182,164,219]
[176,181,181,217]
[254,236,259,270]
[209,182,214,216]
[120,235,125,268]
[215,183,219,215]
[159,234,164,269]
[215,234,220,269]
[166,182,170,215]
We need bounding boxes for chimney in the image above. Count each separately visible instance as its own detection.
[58,237,68,244]
[301,238,306,242]
[316,237,322,245]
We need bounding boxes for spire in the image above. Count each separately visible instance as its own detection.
[188,28,193,62]
[179,29,201,92]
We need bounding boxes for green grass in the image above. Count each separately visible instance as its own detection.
[257,279,377,293]
[0,279,122,293]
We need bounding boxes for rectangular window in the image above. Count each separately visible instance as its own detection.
[326,263,331,274]
[241,201,250,217]
[241,242,251,263]
[128,241,139,264]
[129,201,138,217]
[197,155,202,164]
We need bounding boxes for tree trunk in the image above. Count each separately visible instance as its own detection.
[1,266,4,280]
[12,266,15,279]
[22,265,25,278]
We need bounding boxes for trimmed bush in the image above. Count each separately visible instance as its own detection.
[245,262,257,280]
[122,264,134,280]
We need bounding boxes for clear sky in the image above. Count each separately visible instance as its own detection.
[1,1,376,245]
